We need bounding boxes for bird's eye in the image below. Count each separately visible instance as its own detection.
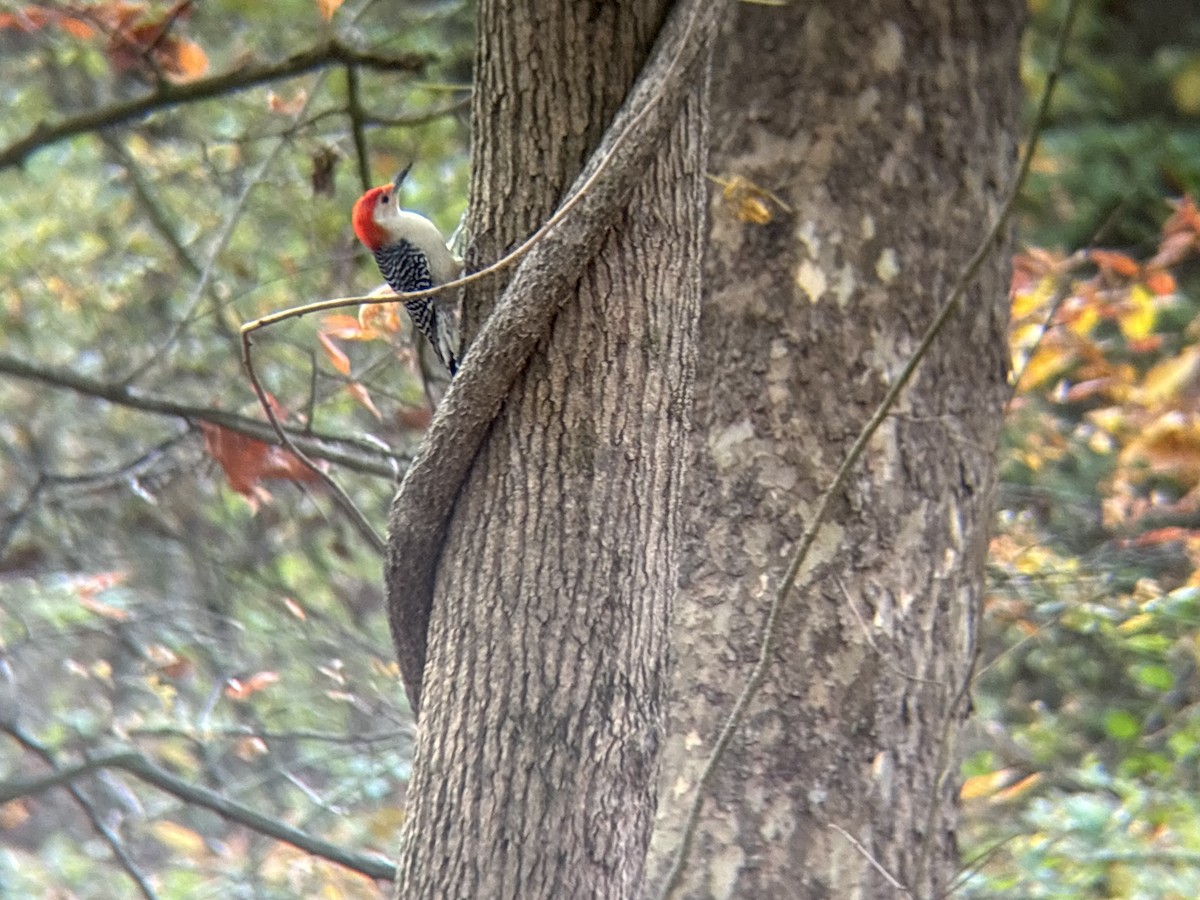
[380,193,390,205]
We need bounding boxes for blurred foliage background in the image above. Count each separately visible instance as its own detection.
[2,0,1200,897]
[0,0,471,896]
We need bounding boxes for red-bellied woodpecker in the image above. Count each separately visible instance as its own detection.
[351,168,461,374]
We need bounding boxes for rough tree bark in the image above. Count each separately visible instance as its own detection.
[391,1,707,896]
[646,3,1022,898]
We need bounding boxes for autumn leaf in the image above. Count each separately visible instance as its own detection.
[151,820,207,856]
[1144,268,1176,296]
[198,421,322,507]
[225,671,281,700]
[346,382,383,420]
[1117,284,1156,341]
[1090,249,1141,278]
[0,6,96,39]
[317,0,346,22]
[961,768,1019,801]
[318,331,352,376]
[1120,414,1200,488]
[322,313,377,341]
[1137,347,1200,407]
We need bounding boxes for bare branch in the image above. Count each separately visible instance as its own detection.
[0,727,397,881]
[0,352,406,478]
[2,724,158,900]
[0,40,428,171]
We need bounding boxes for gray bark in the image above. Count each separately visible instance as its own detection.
[391,1,707,896]
[646,2,1022,897]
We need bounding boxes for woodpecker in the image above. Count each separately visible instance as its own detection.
[352,167,461,374]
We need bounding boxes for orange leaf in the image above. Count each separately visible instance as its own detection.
[225,671,280,700]
[322,313,375,341]
[993,772,1042,803]
[360,301,402,335]
[1125,527,1192,547]
[317,0,346,21]
[1090,249,1141,278]
[0,6,94,38]
[961,768,1017,801]
[1144,269,1176,296]
[165,37,208,81]
[318,332,351,376]
[346,382,383,420]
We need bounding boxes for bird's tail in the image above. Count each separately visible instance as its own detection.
[433,307,460,376]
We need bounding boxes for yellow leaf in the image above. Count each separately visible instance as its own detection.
[1066,303,1098,337]
[1011,277,1056,320]
[1015,346,1071,392]
[1171,57,1200,116]
[1118,612,1154,634]
[1118,284,1156,341]
[1138,347,1200,407]
[152,820,207,856]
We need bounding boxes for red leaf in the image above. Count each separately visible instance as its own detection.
[198,422,321,505]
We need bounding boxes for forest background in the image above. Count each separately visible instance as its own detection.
[1,0,1199,897]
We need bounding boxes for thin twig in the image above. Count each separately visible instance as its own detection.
[0,727,397,881]
[345,63,372,192]
[0,352,405,477]
[101,134,202,277]
[239,1,724,581]
[0,40,428,170]
[656,2,1082,895]
[828,823,912,896]
[2,724,159,900]
[119,119,296,385]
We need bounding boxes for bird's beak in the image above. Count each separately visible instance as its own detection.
[393,165,412,192]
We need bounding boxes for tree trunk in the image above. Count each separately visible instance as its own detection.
[646,2,1022,898]
[392,1,705,897]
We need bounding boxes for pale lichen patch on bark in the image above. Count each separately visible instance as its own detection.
[871,21,905,74]
[707,840,746,900]
[797,258,827,303]
[875,247,900,282]
[710,418,756,469]
[835,262,858,308]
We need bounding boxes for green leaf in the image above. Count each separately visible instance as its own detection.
[1104,710,1140,740]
